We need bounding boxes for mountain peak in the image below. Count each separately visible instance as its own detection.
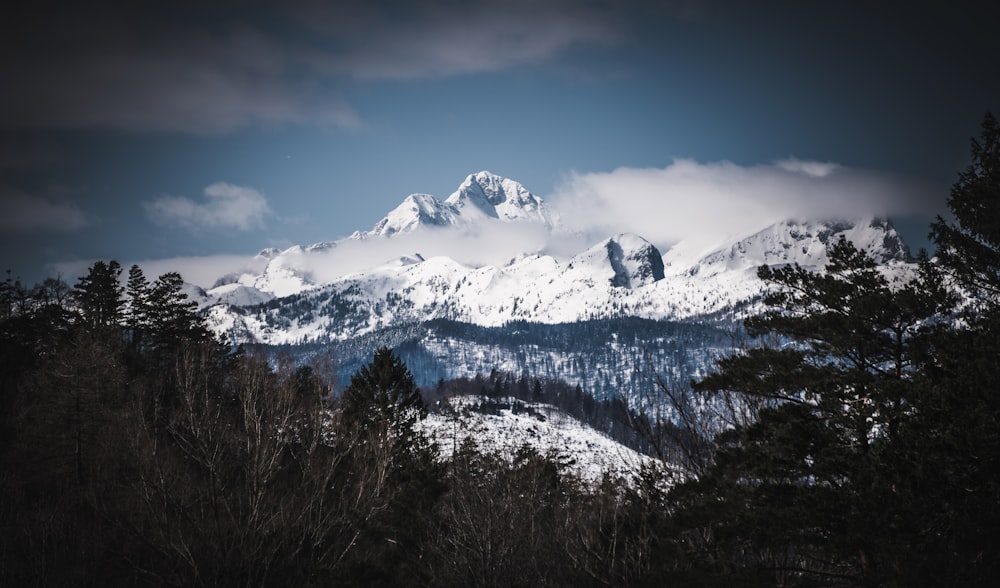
[447,171,554,226]
[357,172,554,240]
[570,233,664,289]
[605,233,665,288]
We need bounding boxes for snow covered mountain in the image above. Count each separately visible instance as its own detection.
[190,172,915,400]
[203,217,910,345]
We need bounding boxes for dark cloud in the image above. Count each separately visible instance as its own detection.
[0,187,90,232]
[0,0,630,133]
[4,1,992,135]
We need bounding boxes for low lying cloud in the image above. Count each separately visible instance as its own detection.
[56,157,948,291]
[48,254,268,291]
[0,189,90,232]
[61,220,577,292]
[146,182,271,231]
[307,221,576,285]
[550,158,946,254]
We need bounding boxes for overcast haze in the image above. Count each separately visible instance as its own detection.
[1,0,997,285]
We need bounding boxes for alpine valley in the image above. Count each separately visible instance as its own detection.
[193,171,914,401]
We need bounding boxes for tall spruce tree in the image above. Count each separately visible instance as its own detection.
[334,347,441,585]
[340,346,427,439]
[930,112,1000,305]
[145,271,210,349]
[72,260,124,332]
[125,264,151,351]
[905,112,1000,585]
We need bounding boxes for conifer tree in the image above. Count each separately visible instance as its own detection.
[72,260,124,332]
[906,112,1000,584]
[125,264,151,350]
[334,347,440,584]
[145,271,210,348]
[340,345,427,439]
[930,112,1000,304]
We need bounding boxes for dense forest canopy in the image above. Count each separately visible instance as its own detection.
[2,115,999,586]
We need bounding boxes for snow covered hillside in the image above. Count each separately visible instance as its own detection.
[419,396,662,483]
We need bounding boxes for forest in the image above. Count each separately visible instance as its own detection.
[2,115,999,586]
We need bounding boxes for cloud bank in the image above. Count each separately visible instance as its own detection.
[146,182,271,231]
[550,158,946,253]
[69,157,946,290]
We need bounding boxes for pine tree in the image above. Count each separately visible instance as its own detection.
[334,347,441,585]
[930,112,1000,305]
[340,346,427,439]
[72,260,124,332]
[125,264,151,350]
[145,271,210,349]
[903,112,1000,584]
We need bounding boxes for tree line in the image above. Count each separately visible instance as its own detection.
[0,261,673,585]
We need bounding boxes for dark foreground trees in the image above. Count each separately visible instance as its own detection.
[671,114,1000,586]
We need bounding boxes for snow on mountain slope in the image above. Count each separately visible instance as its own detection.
[445,171,555,226]
[207,283,274,307]
[204,233,678,344]
[419,396,660,483]
[367,193,462,237]
[193,171,916,347]
[664,217,910,277]
[204,217,915,345]
[650,217,913,319]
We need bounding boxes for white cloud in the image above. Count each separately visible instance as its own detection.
[49,254,267,290]
[146,182,271,231]
[282,221,570,287]
[550,159,946,253]
[60,221,571,290]
[775,157,840,178]
[51,157,948,291]
[0,189,89,232]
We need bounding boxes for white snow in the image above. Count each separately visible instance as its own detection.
[418,395,662,484]
[192,172,913,348]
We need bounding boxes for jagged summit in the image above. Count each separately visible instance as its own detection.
[358,171,554,239]
[445,171,554,225]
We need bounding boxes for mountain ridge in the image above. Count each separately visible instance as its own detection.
[190,172,915,400]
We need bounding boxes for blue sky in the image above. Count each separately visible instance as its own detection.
[1,0,996,286]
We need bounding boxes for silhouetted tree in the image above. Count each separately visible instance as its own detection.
[931,112,1000,304]
[333,347,441,586]
[72,260,124,332]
